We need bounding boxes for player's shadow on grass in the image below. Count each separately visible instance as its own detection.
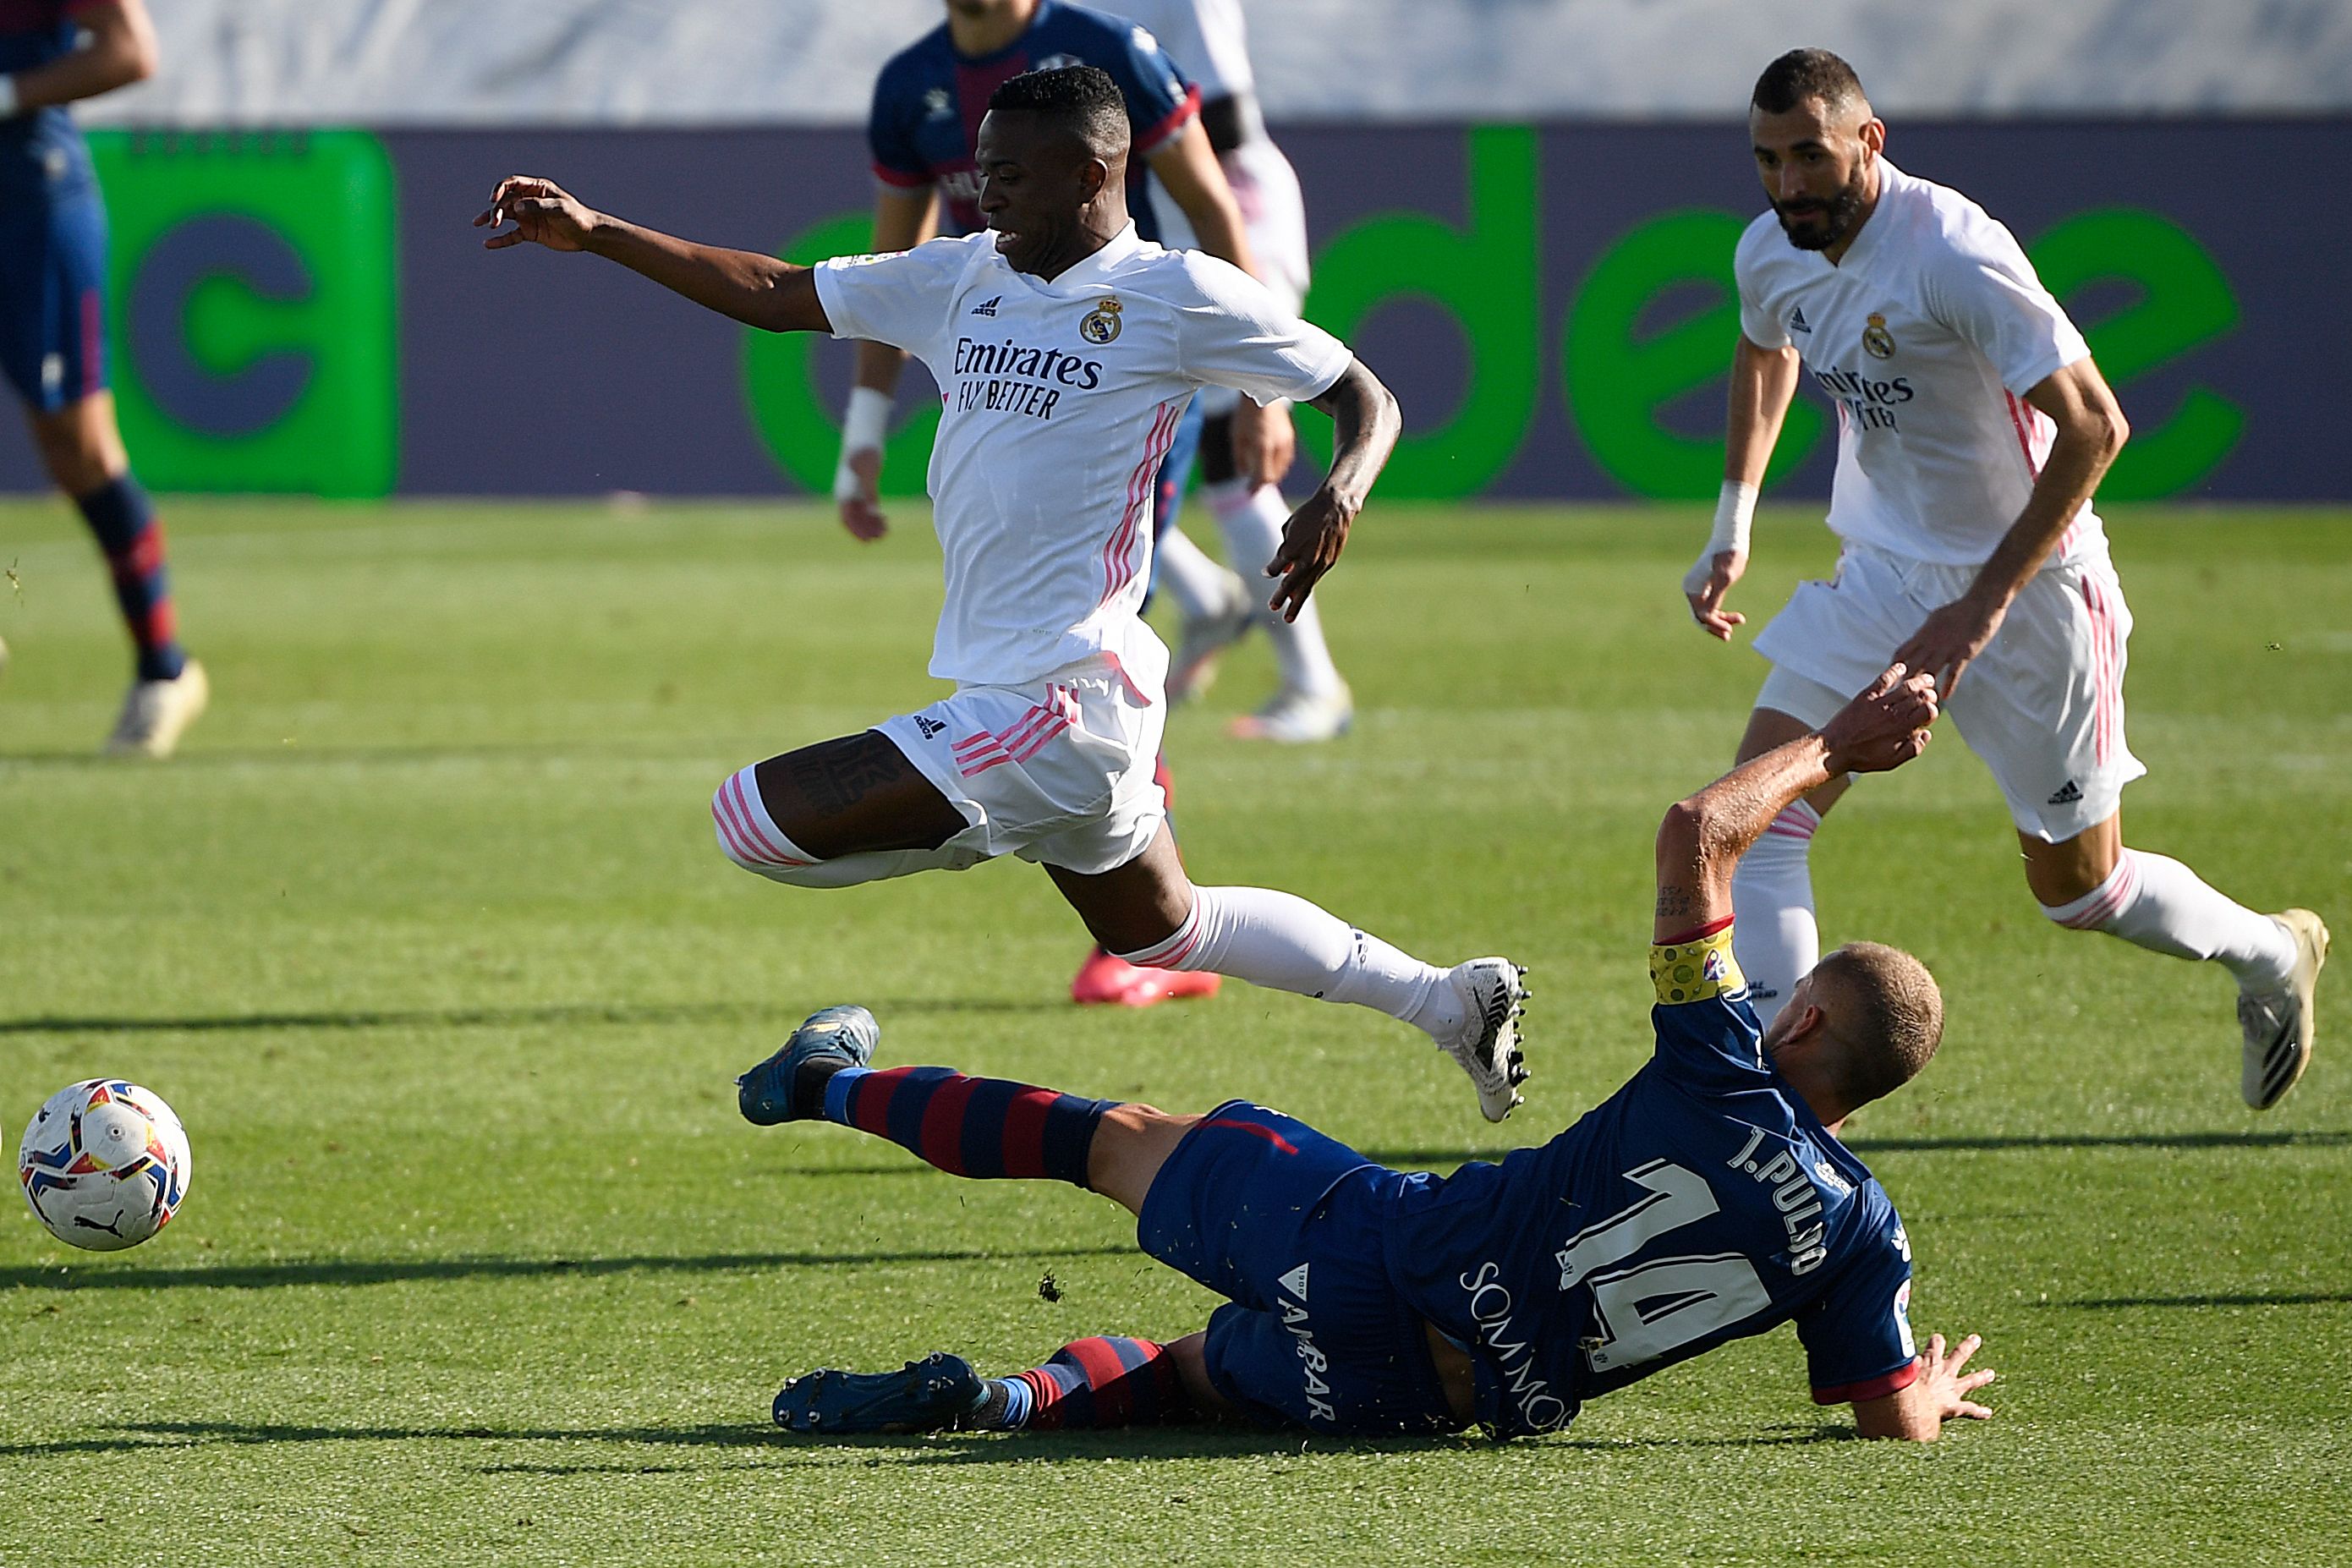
[0,1242,1131,1293]
[3,1419,1849,1464]
[1359,1130,2350,1171]
[0,995,1062,1038]
[2041,1289,2352,1310]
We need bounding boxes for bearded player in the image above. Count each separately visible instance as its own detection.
[0,0,206,756]
[1684,49,2327,1110]
[748,663,1993,1443]
[477,68,1531,1121]
[1113,0,1353,743]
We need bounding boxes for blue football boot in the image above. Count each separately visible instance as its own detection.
[736,1004,879,1126]
[775,1352,984,1434]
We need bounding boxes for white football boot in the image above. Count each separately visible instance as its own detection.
[1228,682,1353,744]
[1436,957,1530,1122]
[103,659,209,759]
[2238,908,2328,1110]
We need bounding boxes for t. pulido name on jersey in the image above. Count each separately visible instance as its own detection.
[951,334,1106,419]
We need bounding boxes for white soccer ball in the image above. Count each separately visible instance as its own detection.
[17,1079,192,1252]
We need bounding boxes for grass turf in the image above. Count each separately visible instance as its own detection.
[0,496,2346,1565]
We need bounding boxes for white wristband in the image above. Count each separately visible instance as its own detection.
[832,386,894,502]
[1682,480,1757,595]
[0,77,19,118]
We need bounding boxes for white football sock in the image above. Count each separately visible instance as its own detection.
[1149,524,1237,623]
[1116,885,1463,1038]
[2041,847,2295,991]
[1730,800,1822,1028]
[1206,479,1343,696]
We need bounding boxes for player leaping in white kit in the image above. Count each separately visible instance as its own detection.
[475,66,1530,1121]
[1684,50,2327,1110]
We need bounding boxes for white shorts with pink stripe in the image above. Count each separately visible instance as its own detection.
[871,650,1169,877]
[1752,539,2145,842]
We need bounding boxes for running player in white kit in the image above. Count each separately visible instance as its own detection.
[1683,50,2327,1110]
[1119,0,1354,742]
[475,67,1531,1121]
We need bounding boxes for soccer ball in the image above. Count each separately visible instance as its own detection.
[17,1079,192,1252]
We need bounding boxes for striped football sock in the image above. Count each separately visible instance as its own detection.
[819,1066,1116,1188]
[74,474,185,682]
[978,1337,1187,1431]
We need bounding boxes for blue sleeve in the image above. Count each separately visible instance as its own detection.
[1648,924,1774,1097]
[1796,1191,1920,1403]
[1086,7,1199,154]
[866,57,935,189]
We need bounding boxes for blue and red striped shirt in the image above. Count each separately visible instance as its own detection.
[867,0,1199,243]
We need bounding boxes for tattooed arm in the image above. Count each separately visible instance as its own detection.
[1653,666,1938,942]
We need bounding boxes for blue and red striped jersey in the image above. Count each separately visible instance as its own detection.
[867,0,1199,243]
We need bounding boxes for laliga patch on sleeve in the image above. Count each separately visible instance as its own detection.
[1894,1279,1916,1359]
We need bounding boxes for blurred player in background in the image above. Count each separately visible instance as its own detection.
[1117,0,1353,743]
[478,67,1532,1122]
[1685,49,2327,1109]
[755,664,1993,1444]
[836,0,1296,1005]
[0,0,206,756]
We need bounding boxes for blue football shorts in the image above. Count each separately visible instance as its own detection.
[1136,1101,1461,1435]
[0,134,110,413]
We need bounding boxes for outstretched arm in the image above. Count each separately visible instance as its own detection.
[474,177,831,336]
[1258,359,1401,621]
[1891,357,2128,693]
[1,0,156,112]
[1851,1331,1996,1441]
[1653,663,1938,940]
[1686,333,1803,640]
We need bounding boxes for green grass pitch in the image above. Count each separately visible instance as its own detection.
[0,496,2346,1565]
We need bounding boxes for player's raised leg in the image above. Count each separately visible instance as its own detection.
[709,731,982,888]
[1046,827,1530,1121]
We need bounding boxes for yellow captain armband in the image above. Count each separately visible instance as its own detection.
[1651,924,1745,1005]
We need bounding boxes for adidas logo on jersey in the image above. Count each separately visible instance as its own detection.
[1790,306,1812,333]
[970,296,1001,317]
[914,715,946,739]
[2048,779,2084,805]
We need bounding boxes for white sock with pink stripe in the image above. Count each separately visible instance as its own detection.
[1730,800,1822,1029]
[1206,480,1343,697]
[1114,885,1463,1037]
[2040,848,2294,990]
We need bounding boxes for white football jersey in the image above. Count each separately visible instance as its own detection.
[1736,159,2101,569]
[814,225,1351,689]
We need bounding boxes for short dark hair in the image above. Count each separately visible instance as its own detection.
[987,65,1129,159]
[1812,941,1943,1106]
[1752,48,1867,116]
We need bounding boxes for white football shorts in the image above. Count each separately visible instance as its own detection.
[874,651,1167,877]
[1751,538,2144,842]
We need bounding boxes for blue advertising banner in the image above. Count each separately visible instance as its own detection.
[0,120,2343,500]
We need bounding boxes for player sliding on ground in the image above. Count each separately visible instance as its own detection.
[1687,49,2327,1109]
[741,663,1993,1442]
[474,65,1531,1121]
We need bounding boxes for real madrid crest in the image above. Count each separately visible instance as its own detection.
[1861,311,1896,359]
[1079,296,1123,345]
